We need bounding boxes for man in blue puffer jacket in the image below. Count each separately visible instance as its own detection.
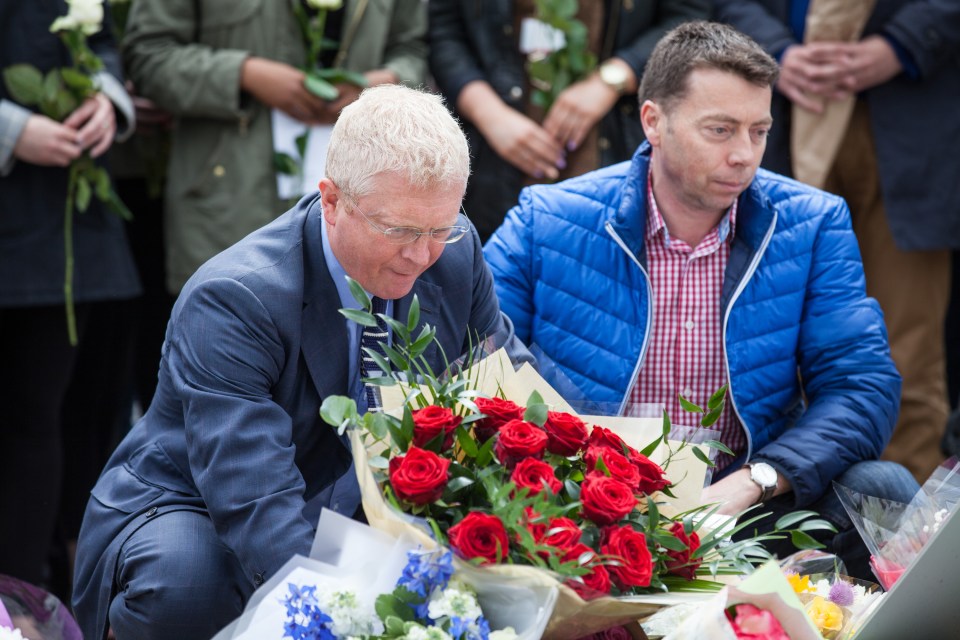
[484,21,918,579]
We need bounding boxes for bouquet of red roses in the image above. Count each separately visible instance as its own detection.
[321,282,828,638]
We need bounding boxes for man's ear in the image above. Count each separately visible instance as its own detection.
[318,178,340,225]
[640,100,663,147]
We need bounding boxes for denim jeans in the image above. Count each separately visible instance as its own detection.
[733,460,919,582]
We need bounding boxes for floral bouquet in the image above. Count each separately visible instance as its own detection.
[214,509,552,640]
[319,283,831,639]
[834,456,960,590]
[784,570,882,640]
[651,562,821,640]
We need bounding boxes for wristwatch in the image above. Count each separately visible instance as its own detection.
[746,462,778,505]
[598,61,630,95]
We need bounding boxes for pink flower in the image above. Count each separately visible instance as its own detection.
[726,603,790,640]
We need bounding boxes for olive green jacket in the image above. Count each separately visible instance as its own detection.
[123,0,427,292]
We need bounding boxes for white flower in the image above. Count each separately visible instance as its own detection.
[403,625,453,640]
[427,586,482,622]
[0,627,26,640]
[50,0,104,35]
[489,628,519,640]
[315,587,381,637]
[305,0,343,10]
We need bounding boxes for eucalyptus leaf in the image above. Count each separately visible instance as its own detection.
[678,395,703,414]
[691,446,715,468]
[346,276,371,309]
[707,384,728,411]
[320,395,357,429]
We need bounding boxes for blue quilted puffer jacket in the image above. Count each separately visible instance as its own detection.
[484,143,900,507]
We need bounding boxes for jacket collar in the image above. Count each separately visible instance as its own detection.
[609,142,777,265]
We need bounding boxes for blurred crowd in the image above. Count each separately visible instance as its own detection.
[1,0,958,623]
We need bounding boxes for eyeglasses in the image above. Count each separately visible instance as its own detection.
[343,193,470,245]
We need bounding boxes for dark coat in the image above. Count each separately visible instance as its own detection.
[429,0,711,241]
[0,0,140,306]
[715,0,960,251]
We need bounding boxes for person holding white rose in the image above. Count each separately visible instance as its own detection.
[121,0,427,295]
[0,0,140,592]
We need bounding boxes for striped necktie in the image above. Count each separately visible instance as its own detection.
[360,296,388,411]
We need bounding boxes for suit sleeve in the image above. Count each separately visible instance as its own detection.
[380,0,428,86]
[428,1,486,106]
[612,0,712,80]
[167,277,314,581]
[879,0,960,77]
[713,0,797,58]
[752,197,901,507]
[122,0,251,119]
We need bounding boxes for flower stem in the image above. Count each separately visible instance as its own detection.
[64,163,78,346]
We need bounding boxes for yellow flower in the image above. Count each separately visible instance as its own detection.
[787,572,814,594]
[805,596,844,639]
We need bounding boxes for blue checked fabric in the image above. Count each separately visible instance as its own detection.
[360,297,389,411]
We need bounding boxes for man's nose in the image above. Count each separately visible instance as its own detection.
[728,131,755,166]
[400,234,434,266]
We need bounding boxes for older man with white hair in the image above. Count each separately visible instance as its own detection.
[72,85,522,640]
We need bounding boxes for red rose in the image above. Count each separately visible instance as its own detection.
[448,512,510,565]
[495,419,549,468]
[580,472,637,526]
[511,458,562,496]
[542,516,582,551]
[474,397,524,441]
[665,521,702,580]
[587,426,635,457]
[388,446,451,505]
[564,543,612,599]
[600,525,653,589]
[544,411,589,456]
[584,446,641,491]
[411,405,462,450]
[633,453,669,495]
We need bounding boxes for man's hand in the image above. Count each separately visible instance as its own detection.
[700,469,764,516]
[701,467,792,516]
[542,73,620,152]
[63,93,116,157]
[837,35,903,93]
[240,57,328,124]
[778,42,855,113]
[13,114,83,167]
[126,81,173,135]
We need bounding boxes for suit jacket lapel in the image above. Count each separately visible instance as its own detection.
[300,202,350,400]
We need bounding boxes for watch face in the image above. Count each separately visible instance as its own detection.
[750,463,777,487]
[600,63,628,88]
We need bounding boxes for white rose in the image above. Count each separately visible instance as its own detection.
[0,627,26,640]
[68,0,105,35]
[489,628,519,640]
[305,0,343,9]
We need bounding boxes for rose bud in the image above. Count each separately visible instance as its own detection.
[665,521,702,580]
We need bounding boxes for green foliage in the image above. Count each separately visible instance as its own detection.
[527,0,598,112]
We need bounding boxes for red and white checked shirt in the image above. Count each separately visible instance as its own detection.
[627,175,744,468]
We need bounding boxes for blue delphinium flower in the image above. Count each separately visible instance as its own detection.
[282,582,336,640]
[397,549,455,598]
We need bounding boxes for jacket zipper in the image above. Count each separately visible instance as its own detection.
[722,209,778,462]
[604,221,653,416]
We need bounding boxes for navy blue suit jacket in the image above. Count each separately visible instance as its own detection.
[73,193,520,637]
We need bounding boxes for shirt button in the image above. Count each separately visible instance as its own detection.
[683,387,693,398]
[503,24,513,36]
[509,86,523,100]
[684,320,695,330]
[213,165,226,178]
[254,572,265,586]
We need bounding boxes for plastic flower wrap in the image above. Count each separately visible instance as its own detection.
[835,456,960,590]
[781,552,883,640]
[653,562,820,640]
[0,574,82,640]
[213,510,544,640]
[318,282,833,639]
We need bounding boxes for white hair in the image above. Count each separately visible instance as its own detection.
[325,85,470,197]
